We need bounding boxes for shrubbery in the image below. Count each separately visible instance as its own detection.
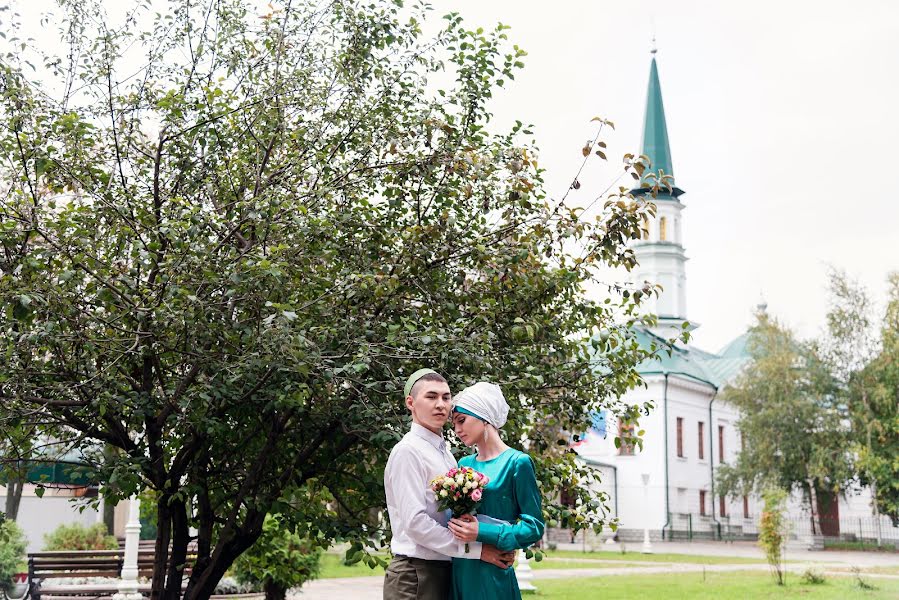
[232,515,321,600]
[0,517,27,593]
[43,523,118,551]
[800,564,825,585]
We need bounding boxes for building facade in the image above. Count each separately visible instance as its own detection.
[566,52,899,548]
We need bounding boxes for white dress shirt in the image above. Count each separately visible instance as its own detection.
[385,422,483,560]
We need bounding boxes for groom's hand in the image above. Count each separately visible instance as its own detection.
[480,544,516,570]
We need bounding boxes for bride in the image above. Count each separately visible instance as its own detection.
[446,382,544,600]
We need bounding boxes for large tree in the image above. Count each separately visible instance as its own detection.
[0,1,663,598]
[716,310,854,534]
[820,269,899,527]
[849,273,899,524]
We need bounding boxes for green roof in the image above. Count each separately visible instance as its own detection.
[623,327,753,389]
[718,332,750,359]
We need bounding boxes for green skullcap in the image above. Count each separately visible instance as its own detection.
[404,368,438,398]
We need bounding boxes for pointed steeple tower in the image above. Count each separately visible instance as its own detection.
[631,49,695,338]
[634,47,683,197]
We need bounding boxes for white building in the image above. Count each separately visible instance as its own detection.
[566,51,899,547]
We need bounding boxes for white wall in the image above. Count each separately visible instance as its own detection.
[576,374,763,536]
[1,491,101,553]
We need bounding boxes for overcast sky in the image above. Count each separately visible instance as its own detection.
[435,0,899,351]
[9,1,898,352]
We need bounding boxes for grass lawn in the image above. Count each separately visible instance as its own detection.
[534,549,769,566]
[317,548,773,579]
[529,571,899,599]
[318,552,386,579]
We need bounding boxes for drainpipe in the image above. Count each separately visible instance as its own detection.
[708,388,720,539]
[660,374,671,541]
[612,463,619,520]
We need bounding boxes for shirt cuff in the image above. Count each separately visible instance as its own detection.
[476,522,502,546]
[457,541,483,560]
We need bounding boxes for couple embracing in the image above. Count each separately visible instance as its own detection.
[383,369,545,600]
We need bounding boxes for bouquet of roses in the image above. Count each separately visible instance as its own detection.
[429,466,489,552]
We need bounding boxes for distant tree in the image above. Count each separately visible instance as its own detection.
[0,417,36,521]
[850,273,899,524]
[0,1,664,599]
[716,310,854,534]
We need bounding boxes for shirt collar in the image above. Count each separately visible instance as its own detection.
[410,422,447,452]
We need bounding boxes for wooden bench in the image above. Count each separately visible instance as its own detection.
[19,549,195,600]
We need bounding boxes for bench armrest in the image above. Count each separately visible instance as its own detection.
[1,585,30,600]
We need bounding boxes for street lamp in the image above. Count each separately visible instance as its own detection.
[641,473,653,554]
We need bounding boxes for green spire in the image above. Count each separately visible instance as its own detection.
[637,54,681,196]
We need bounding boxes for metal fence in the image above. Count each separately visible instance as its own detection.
[666,512,899,547]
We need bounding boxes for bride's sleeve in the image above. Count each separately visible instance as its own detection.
[476,453,545,551]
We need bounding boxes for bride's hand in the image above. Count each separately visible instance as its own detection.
[448,514,479,543]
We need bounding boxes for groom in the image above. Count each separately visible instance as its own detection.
[383,369,515,600]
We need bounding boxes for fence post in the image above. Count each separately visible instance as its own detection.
[688,514,692,541]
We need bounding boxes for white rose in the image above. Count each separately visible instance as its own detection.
[440,490,448,497]
[455,475,464,485]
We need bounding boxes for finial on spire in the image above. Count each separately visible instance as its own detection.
[651,35,657,55]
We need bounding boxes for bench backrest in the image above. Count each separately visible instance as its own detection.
[28,549,196,580]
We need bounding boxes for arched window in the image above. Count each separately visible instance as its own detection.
[641,216,650,240]
[659,216,668,241]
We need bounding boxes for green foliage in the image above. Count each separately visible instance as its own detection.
[0,1,664,596]
[849,273,899,524]
[820,269,899,525]
[758,487,787,586]
[0,516,27,592]
[715,310,854,517]
[232,516,321,600]
[43,523,118,551]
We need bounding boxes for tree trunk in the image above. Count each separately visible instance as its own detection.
[863,390,883,545]
[101,445,117,534]
[150,495,173,600]
[806,479,821,536]
[4,479,24,520]
[263,580,287,600]
[102,496,116,535]
[162,499,190,600]
[184,512,266,600]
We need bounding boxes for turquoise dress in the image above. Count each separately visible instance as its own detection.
[450,448,544,600]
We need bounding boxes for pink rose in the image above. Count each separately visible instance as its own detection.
[448,468,458,476]
[481,476,489,485]
[471,489,482,501]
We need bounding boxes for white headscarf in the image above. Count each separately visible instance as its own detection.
[452,382,509,429]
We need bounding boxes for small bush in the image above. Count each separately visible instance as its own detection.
[851,566,876,591]
[43,523,118,551]
[0,517,28,593]
[800,564,825,584]
[232,515,321,600]
[758,487,788,586]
